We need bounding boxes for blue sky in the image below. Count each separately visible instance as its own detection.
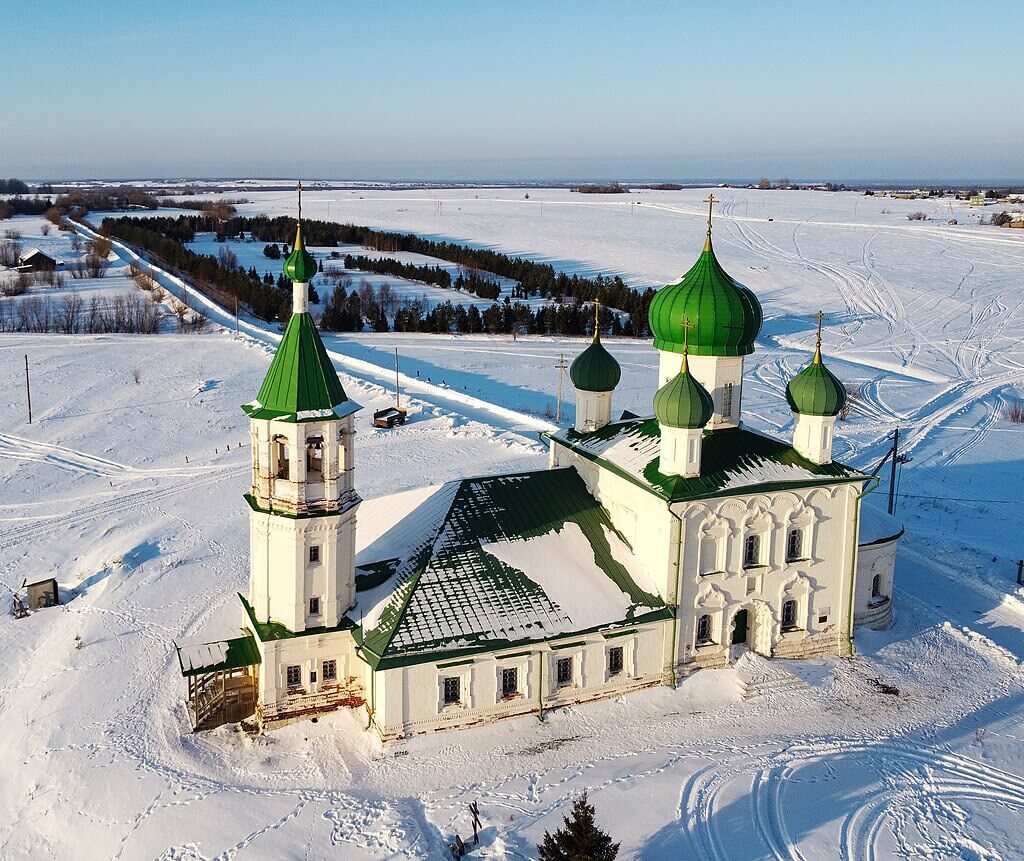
[3,1,1021,181]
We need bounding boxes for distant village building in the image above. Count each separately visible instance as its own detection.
[174,193,902,736]
[17,248,56,272]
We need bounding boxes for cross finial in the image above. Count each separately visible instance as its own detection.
[814,310,824,363]
[297,180,303,223]
[703,193,717,249]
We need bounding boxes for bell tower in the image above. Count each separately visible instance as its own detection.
[243,183,361,633]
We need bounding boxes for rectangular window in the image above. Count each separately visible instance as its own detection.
[556,656,573,687]
[501,667,519,698]
[744,534,761,568]
[700,535,719,575]
[696,614,712,645]
[306,438,323,473]
[782,599,798,630]
[443,676,461,705]
[310,670,317,684]
[608,646,624,676]
[722,383,734,418]
[309,596,320,616]
[786,528,803,562]
[309,545,320,564]
[323,659,337,681]
[286,665,301,687]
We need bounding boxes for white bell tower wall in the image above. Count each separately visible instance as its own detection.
[574,389,613,432]
[792,413,836,465]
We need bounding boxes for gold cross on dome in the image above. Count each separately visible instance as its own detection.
[703,193,717,236]
[297,180,303,222]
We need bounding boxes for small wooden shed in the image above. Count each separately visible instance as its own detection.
[373,406,408,428]
[26,577,59,609]
[17,248,57,272]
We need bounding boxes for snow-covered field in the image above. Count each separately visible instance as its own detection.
[2,187,1024,859]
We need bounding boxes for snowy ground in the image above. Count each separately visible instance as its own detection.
[2,188,1024,859]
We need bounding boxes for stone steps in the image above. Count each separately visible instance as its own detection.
[734,651,810,701]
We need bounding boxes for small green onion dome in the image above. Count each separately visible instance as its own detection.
[283,223,318,284]
[786,346,846,416]
[648,236,762,357]
[653,353,714,429]
[570,331,621,392]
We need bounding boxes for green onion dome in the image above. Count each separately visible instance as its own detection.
[283,223,318,284]
[786,345,846,417]
[648,236,762,357]
[653,353,714,429]
[570,330,621,392]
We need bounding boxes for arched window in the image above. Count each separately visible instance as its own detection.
[743,534,761,568]
[696,614,712,645]
[781,598,799,630]
[272,436,290,480]
[786,528,803,562]
[306,435,323,476]
[871,573,882,599]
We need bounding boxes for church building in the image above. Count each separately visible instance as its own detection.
[174,197,901,737]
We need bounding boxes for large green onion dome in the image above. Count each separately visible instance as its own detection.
[570,328,621,392]
[283,223,318,284]
[786,342,846,417]
[648,236,762,357]
[653,351,714,429]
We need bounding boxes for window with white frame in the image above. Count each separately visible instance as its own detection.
[556,656,573,687]
[308,596,320,616]
[443,676,461,705]
[700,534,720,575]
[501,667,519,698]
[786,528,803,562]
[872,573,883,599]
[781,598,799,631]
[743,533,762,568]
[309,545,320,564]
[607,645,624,676]
[322,659,337,681]
[286,665,302,687]
[696,613,713,645]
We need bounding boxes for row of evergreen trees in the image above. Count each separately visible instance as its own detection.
[118,213,656,335]
[343,254,452,288]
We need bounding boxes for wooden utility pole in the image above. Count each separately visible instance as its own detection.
[1017,559,1023,586]
[24,354,32,425]
[394,348,401,409]
[555,353,568,422]
[233,295,239,335]
[888,427,900,515]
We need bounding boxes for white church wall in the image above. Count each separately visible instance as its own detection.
[673,482,864,672]
[854,537,898,630]
[255,629,362,729]
[658,351,744,429]
[368,623,666,740]
[550,442,676,600]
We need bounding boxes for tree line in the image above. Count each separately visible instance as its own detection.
[105,213,657,335]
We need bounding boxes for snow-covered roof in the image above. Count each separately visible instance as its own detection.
[858,501,904,546]
[175,634,260,676]
[552,418,867,503]
[352,469,668,669]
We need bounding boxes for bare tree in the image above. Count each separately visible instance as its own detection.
[39,222,51,236]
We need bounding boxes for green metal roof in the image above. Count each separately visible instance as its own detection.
[570,333,621,392]
[354,469,666,669]
[175,634,261,677]
[786,348,847,417]
[653,354,714,429]
[552,419,867,504]
[282,223,318,284]
[239,593,357,642]
[243,312,355,422]
[648,236,763,357]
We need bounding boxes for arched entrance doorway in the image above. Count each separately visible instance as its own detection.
[728,603,770,660]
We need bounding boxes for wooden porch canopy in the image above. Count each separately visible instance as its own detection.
[175,634,261,731]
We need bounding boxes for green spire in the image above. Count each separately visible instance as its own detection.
[648,195,762,357]
[570,301,621,392]
[785,312,846,417]
[653,320,714,429]
[283,182,318,284]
